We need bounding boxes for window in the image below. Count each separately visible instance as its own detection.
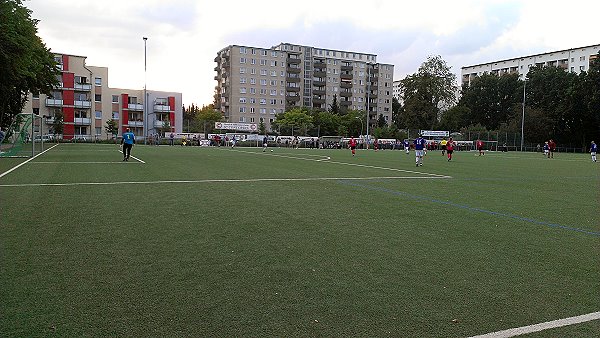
[270,70,277,76]
[270,89,277,95]
[250,88,256,94]
[260,79,267,86]
[260,108,267,114]
[269,80,277,86]
[580,65,585,71]
[240,57,246,64]
[112,95,119,103]
[240,47,247,54]
[240,77,246,84]
[32,92,39,99]
[240,67,246,74]
[251,59,256,65]
[271,51,278,57]
[260,99,266,105]
[260,59,267,66]
[250,68,256,75]
[250,78,256,84]
[249,98,256,104]
[271,61,277,67]
[95,127,102,135]
[112,112,119,119]
[239,107,246,113]
[250,117,255,123]
[270,99,277,105]
[260,69,267,76]
[250,107,255,113]
[239,98,246,104]
[580,56,586,61]
[33,108,39,115]
[94,77,102,86]
[260,89,267,95]
[95,111,102,119]
[240,87,247,94]
[75,76,87,84]
[94,94,101,102]
[261,50,267,56]
[239,116,246,122]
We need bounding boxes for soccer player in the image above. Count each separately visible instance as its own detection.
[262,135,268,152]
[548,139,556,158]
[120,128,135,161]
[440,138,447,155]
[446,137,455,161]
[414,134,426,166]
[403,139,410,154]
[349,136,357,156]
[591,141,597,162]
[476,139,485,156]
[543,141,549,157]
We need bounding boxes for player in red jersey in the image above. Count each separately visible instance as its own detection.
[446,137,455,161]
[349,137,357,156]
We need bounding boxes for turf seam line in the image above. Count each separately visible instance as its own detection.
[0,176,451,187]
[467,311,600,337]
[0,144,59,179]
[338,180,600,237]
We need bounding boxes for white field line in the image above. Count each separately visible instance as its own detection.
[0,144,59,179]
[30,161,142,164]
[468,311,600,338]
[0,176,450,188]
[228,148,451,178]
[117,149,145,163]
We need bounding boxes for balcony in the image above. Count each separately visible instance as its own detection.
[340,73,353,80]
[286,76,301,83]
[286,96,300,102]
[341,65,353,71]
[313,62,326,69]
[313,80,326,86]
[154,120,169,128]
[74,100,92,108]
[74,83,92,91]
[340,91,352,97]
[74,117,92,125]
[313,89,325,95]
[45,98,63,107]
[286,67,301,73]
[340,101,351,106]
[128,121,144,127]
[313,70,326,77]
[44,116,55,124]
[286,86,300,92]
[286,57,301,64]
[312,98,325,104]
[340,82,352,89]
[154,104,171,112]
[128,103,144,111]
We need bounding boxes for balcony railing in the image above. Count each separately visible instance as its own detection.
[45,98,63,107]
[74,83,92,91]
[154,104,171,112]
[313,80,326,86]
[128,121,144,127]
[128,103,144,111]
[74,100,92,108]
[44,117,55,124]
[74,117,92,125]
[154,120,169,128]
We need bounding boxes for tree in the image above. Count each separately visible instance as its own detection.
[104,119,117,139]
[258,121,266,135]
[329,94,340,115]
[0,0,60,129]
[275,108,313,135]
[399,55,457,130]
[197,104,222,137]
[156,120,171,137]
[51,110,63,139]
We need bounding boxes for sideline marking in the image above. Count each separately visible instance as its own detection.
[0,175,450,188]
[468,311,600,338]
[228,148,450,178]
[339,180,600,237]
[30,161,142,164]
[0,144,59,179]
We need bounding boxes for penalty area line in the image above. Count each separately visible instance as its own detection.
[0,144,59,179]
[0,175,451,188]
[118,149,145,163]
[468,311,600,338]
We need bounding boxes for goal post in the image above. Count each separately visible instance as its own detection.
[0,113,44,158]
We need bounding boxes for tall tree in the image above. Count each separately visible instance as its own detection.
[0,0,59,129]
[275,108,313,135]
[399,55,457,130]
[329,94,340,115]
[197,104,222,137]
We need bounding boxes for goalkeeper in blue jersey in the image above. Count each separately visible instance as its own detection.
[120,128,135,161]
[591,141,597,162]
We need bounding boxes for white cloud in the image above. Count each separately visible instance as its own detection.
[27,0,600,106]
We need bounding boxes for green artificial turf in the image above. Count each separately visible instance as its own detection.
[1,144,598,337]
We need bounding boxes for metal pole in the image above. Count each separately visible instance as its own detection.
[143,37,148,145]
[520,77,526,151]
[366,63,370,149]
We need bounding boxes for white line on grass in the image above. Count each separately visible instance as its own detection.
[117,149,145,163]
[0,144,59,179]
[0,176,451,188]
[29,161,142,164]
[468,311,600,338]
[227,148,450,178]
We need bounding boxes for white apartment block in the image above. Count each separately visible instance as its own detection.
[214,43,395,133]
[461,44,600,86]
[23,53,183,140]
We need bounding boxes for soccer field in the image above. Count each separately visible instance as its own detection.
[1,143,598,337]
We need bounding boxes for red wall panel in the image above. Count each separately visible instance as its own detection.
[63,124,74,139]
[63,73,74,88]
[63,90,74,106]
[122,94,128,109]
[62,55,69,72]
[169,96,176,130]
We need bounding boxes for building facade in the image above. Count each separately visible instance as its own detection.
[214,43,394,133]
[461,44,600,86]
[23,53,182,140]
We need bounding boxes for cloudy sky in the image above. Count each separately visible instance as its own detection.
[27,0,599,106]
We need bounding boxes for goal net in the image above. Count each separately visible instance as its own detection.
[0,113,44,158]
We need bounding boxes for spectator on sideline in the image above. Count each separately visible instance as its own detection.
[120,128,135,161]
[169,132,175,146]
[414,134,426,166]
[590,141,597,162]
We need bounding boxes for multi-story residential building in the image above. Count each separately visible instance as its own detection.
[461,44,600,86]
[392,80,402,102]
[214,43,394,133]
[23,53,182,140]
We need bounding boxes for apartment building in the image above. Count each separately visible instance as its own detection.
[23,53,182,140]
[214,43,394,132]
[461,44,600,86]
